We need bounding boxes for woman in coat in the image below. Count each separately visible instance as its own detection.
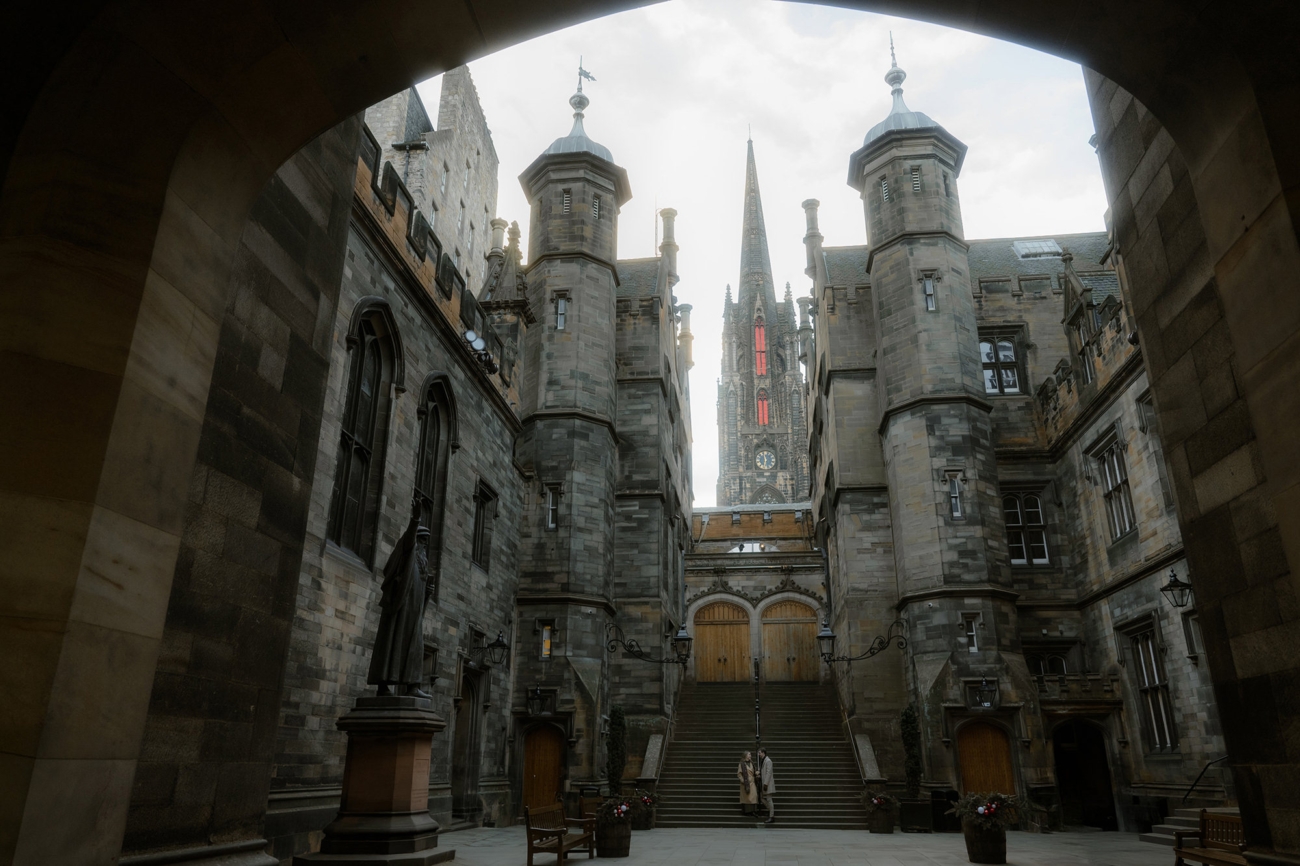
[736,751,759,814]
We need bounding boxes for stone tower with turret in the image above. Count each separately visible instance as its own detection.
[514,81,632,785]
[717,140,809,506]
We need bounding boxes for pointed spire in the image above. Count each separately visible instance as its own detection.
[884,34,910,116]
[859,36,943,148]
[739,139,778,313]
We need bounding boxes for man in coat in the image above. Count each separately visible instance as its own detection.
[758,748,775,824]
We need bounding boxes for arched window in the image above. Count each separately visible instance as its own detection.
[754,318,767,376]
[756,389,770,426]
[329,311,397,564]
[414,374,458,600]
[1003,493,1049,565]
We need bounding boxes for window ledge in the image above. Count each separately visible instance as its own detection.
[323,540,374,574]
[1107,528,1139,548]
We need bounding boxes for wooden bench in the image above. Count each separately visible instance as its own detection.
[1174,810,1247,866]
[524,802,594,866]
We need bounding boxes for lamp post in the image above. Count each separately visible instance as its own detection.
[818,618,907,665]
[605,622,693,666]
[525,684,549,716]
[1160,569,1194,608]
[975,677,998,709]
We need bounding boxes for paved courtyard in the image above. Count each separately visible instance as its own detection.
[441,826,1166,866]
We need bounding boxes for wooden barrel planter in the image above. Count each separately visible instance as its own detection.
[631,806,655,831]
[961,818,1007,864]
[596,822,631,857]
[867,810,895,834]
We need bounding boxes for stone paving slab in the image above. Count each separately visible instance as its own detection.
[442,826,1161,866]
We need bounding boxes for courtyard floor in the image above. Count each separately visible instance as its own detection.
[441,826,1166,866]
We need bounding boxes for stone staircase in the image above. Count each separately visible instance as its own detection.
[655,681,868,829]
[1140,807,1240,846]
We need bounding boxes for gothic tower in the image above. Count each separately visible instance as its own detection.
[717,139,809,506]
[515,82,631,784]
[847,47,1025,723]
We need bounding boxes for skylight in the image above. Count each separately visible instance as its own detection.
[1012,238,1063,259]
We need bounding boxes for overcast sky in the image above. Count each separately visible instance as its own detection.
[416,0,1109,508]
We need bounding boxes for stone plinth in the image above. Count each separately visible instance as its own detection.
[295,696,454,865]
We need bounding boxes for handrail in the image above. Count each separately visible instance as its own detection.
[753,658,762,750]
[1183,755,1229,804]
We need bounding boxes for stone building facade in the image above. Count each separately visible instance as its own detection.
[716,140,810,507]
[180,75,698,862]
[693,53,1229,832]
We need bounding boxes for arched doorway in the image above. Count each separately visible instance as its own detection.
[522,725,565,811]
[957,722,1016,795]
[693,601,751,682]
[451,673,483,819]
[1053,719,1118,830]
[760,600,819,682]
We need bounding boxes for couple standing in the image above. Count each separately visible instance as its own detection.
[736,748,775,824]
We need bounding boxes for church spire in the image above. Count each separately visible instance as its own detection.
[739,139,777,312]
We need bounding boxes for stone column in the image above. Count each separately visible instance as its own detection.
[295,696,451,865]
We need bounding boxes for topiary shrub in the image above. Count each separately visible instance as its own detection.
[606,705,627,793]
[900,704,923,799]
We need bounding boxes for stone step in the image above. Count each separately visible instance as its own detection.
[1139,807,1240,846]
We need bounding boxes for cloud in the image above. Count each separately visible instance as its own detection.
[416,0,1107,507]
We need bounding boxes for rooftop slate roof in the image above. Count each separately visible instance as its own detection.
[967,232,1109,283]
[617,257,661,297]
[823,246,871,287]
[1077,270,1121,301]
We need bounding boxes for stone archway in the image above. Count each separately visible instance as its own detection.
[4,2,1300,862]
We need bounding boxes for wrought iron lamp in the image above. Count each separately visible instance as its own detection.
[1160,569,1194,608]
[605,622,692,665]
[525,684,550,716]
[817,618,907,665]
[470,630,511,666]
[975,677,998,709]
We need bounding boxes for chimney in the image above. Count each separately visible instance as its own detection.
[676,302,694,370]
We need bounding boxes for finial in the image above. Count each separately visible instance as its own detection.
[890,32,896,67]
[884,35,907,99]
[748,123,752,142]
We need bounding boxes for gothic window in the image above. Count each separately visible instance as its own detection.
[562,189,572,214]
[754,318,767,375]
[1027,653,1068,676]
[980,337,1021,394]
[1097,439,1137,540]
[1003,493,1049,565]
[328,314,395,564]
[414,374,457,598]
[1128,625,1178,752]
[592,194,601,219]
[756,389,770,426]
[922,274,937,311]
[471,481,498,570]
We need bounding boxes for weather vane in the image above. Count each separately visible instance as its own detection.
[578,56,596,91]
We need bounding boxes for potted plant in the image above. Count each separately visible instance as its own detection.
[898,705,933,832]
[594,798,634,857]
[949,792,1021,864]
[630,789,658,831]
[861,791,898,834]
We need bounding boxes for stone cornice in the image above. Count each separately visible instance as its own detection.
[866,228,969,272]
[524,250,621,286]
[878,392,993,435]
[686,575,825,607]
[520,408,619,444]
[895,585,1021,612]
[1016,546,1185,612]
[516,592,617,617]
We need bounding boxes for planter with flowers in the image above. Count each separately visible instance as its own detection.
[630,789,658,830]
[949,793,1021,864]
[595,798,633,857]
[861,791,898,834]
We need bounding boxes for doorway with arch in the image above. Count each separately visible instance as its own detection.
[1052,718,1118,830]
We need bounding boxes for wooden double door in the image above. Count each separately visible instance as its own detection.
[692,599,819,683]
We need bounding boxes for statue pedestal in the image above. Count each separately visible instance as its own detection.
[295,696,453,865]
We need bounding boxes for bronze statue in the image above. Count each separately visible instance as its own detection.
[368,510,432,697]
